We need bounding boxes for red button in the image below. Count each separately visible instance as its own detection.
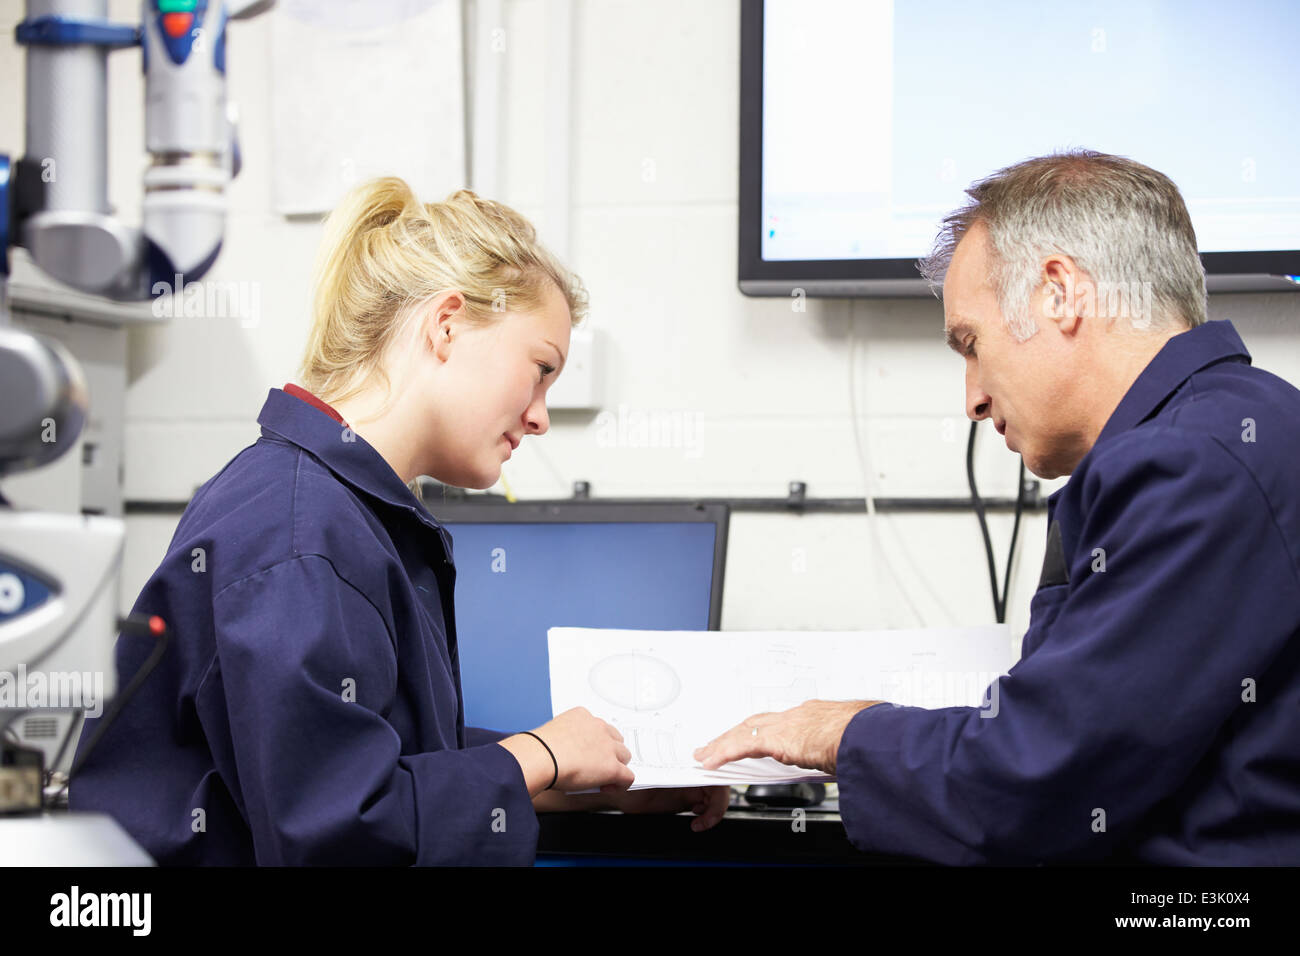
[162,11,193,38]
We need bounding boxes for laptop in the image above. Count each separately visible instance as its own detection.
[425,498,728,733]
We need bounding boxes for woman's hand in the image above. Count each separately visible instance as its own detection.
[500,706,635,797]
[605,785,732,832]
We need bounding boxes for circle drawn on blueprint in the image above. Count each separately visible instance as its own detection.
[588,653,682,711]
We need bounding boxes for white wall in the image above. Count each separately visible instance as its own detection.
[2,0,1297,645]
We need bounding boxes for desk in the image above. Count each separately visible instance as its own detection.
[537,795,932,865]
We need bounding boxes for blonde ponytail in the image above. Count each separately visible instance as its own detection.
[296,176,588,417]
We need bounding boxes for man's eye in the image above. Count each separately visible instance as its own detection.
[964,341,977,357]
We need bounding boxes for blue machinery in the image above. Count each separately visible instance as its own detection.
[0,0,272,863]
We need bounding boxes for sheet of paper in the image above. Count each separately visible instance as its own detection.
[548,625,1016,790]
[271,0,465,215]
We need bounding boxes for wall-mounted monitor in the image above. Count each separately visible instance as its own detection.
[739,0,1300,297]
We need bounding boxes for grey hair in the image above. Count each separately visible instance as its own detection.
[916,149,1207,340]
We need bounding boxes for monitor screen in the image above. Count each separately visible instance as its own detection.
[433,502,727,733]
[740,0,1300,295]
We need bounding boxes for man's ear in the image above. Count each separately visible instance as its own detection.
[1042,256,1083,336]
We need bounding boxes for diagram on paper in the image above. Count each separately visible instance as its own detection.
[548,625,1015,788]
[588,652,682,712]
[747,642,824,712]
[606,719,688,768]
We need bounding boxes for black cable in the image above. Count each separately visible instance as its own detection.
[967,420,1027,623]
[46,711,83,785]
[47,614,170,808]
[967,421,1001,619]
[1002,457,1027,620]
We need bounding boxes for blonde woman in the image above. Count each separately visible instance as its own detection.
[70,178,729,865]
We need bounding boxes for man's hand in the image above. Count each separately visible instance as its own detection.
[693,700,883,774]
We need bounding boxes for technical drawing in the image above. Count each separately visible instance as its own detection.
[588,652,682,711]
[608,718,684,768]
[749,676,820,714]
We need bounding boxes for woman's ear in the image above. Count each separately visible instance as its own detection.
[428,290,466,362]
[433,321,453,362]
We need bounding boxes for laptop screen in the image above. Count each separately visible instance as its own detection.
[430,500,728,733]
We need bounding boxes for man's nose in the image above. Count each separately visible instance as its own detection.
[966,366,991,421]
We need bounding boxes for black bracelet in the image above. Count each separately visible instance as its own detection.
[522,731,558,791]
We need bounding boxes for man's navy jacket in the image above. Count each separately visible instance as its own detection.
[837,319,1300,864]
[71,385,537,865]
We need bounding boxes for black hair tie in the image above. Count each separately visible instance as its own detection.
[522,731,558,791]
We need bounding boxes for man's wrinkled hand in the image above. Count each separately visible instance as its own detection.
[693,700,882,774]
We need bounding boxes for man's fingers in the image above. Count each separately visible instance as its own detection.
[695,734,767,770]
[693,738,734,768]
[695,712,770,751]
[693,722,746,765]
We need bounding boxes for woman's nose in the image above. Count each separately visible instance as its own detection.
[526,398,550,436]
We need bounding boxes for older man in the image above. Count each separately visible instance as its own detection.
[695,150,1300,864]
